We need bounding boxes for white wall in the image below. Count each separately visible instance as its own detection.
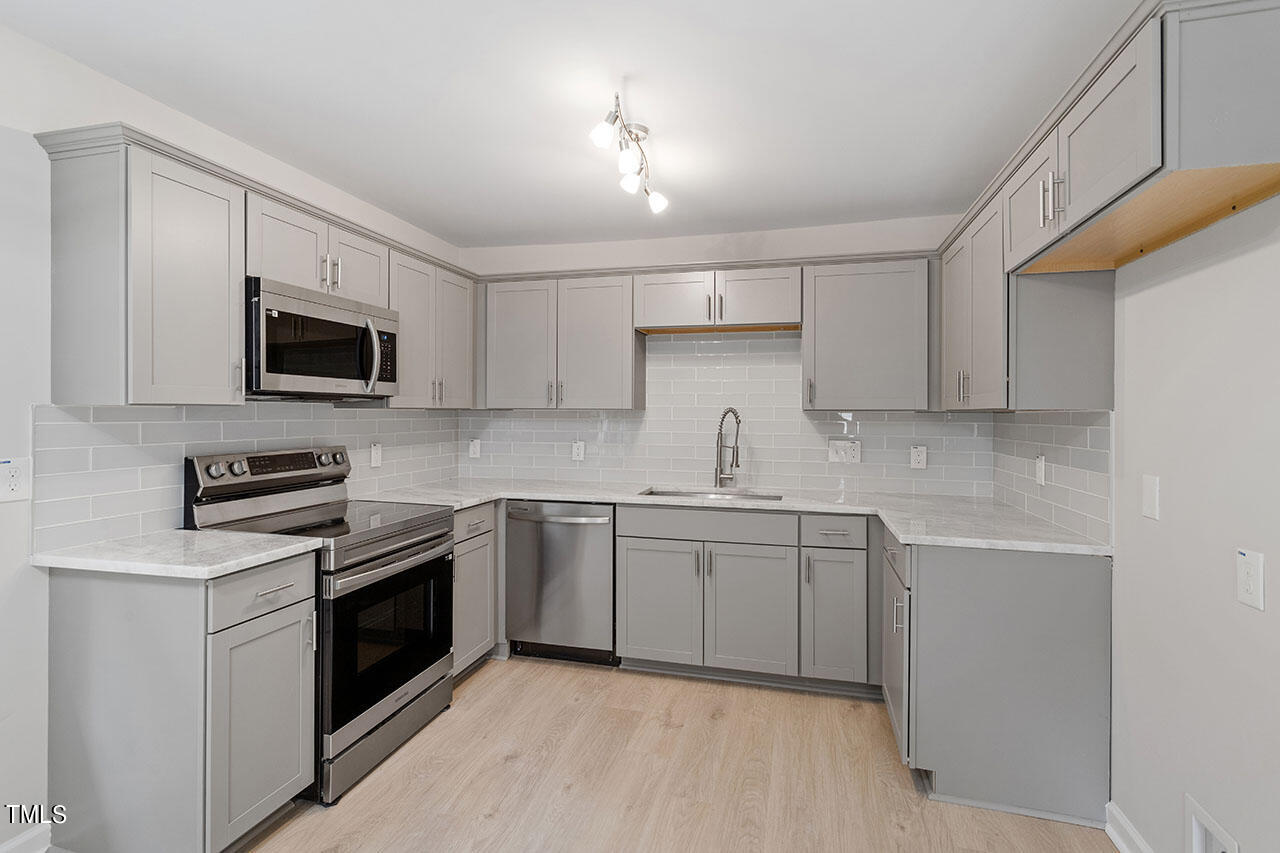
[1111,195,1280,851]
[0,126,51,849]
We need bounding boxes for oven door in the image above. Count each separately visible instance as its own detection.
[321,533,452,758]
[249,278,399,398]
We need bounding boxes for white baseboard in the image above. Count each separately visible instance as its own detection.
[1106,801,1156,853]
[0,824,51,853]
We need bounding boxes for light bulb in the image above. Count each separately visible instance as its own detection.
[619,171,642,194]
[617,140,640,175]
[589,119,615,149]
[646,188,669,214]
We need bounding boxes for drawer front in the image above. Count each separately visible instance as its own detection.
[800,514,868,549]
[208,553,316,634]
[454,502,496,541]
[616,505,797,546]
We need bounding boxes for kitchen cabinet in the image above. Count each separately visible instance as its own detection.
[44,141,247,406]
[802,260,927,411]
[486,279,558,408]
[616,536,705,665]
[633,270,715,327]
[800,547,867,682]
[881,539,910,765]
[206,598,315,852]
[1056,20,1161,228]
[942,200,1007,410]
[452,514,496,674]
[327,225,390,307]
[704,542,799,676]
[246,193,330,292]
[633,266,800,329]
[1002,133,1060,272]
[940,241,971,411]
[389,252,474,409]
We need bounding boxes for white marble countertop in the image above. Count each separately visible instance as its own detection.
[31,529,322,580]
[375,478,1113,557]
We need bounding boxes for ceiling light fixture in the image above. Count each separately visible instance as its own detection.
[588,92,668,214]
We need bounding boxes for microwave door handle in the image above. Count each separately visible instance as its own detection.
[362,318,380,393]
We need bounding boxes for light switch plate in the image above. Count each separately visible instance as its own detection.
[1035,455,1047,486]
[370,442,383,468]
[1236,549,1264,611]
[1142,474,1160,520]
[468,439,481,459]
[0,457,30,503]
[571,440,585,462]
[910,445,927,469]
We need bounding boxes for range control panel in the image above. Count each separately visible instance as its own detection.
[188,445,352,497]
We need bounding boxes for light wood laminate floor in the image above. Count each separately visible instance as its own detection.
[251,657,1116,852]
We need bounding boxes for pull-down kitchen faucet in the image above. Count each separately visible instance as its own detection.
[714,407,741,488]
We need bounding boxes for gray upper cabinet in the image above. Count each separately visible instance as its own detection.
[388,251,435,409]
[940,240,971,411]
[452,528,496,673]
[714,267,801,326]
[327,226,390,308]
[800,547,868,683]
[1057,20,1161,228]
[801,260,928,411]
[616,537,705,666]
[246,193,329,292]
[435,269,475,408]
[942,199,1007,410]
[486,279,558,409]
[1002,133,1060,272]
[206,597,314,853]
[632,270,715,328]
[129,148,246,406]
[704,542,799,676]
[557,276,638,409]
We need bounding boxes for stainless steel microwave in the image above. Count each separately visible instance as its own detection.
[247,277,399,399]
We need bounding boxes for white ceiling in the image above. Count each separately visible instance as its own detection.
[0,0,1135,247]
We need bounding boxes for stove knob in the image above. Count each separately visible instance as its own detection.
[205,462,226,479]
[228,460,248,477]
[317,452,333,466]
[333,451,347,465]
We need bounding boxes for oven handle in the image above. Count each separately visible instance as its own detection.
[362,318,380,394]
[328,535,453,599]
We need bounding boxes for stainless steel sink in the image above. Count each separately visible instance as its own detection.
[640,487,785,501]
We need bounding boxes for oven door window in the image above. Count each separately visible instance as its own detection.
[324,553,452,734]
[263,309,372,381]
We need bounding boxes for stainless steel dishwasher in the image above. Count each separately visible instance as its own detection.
[505,501,616,664]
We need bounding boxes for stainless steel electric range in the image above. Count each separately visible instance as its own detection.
[184,445,454,805]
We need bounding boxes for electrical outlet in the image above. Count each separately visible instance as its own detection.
[1035,455,1047,486]
[370,442,383,468]
[0,457,30,503]
[847,439,861,464]
[1142,474,1160,520]
[909,445,927,469]
[827,439,861,464]
[571,440,585,462]
[468,439,481,459]
[1186,794,1239,853]
[1236,549,1264,611]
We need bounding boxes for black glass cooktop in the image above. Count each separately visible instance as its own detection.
[219,499,452,547]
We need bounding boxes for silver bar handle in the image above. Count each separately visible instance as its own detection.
[718,293,725,320]
[506,512,611,525]
[816,529,848,536]
[466,519,486,529]
[694,549,700,578]
[558,381,564,406]
[962,370,970,403]
[957,370,963,405]
[707,550,713,577]
[1051,170,1065,216]
[321,252,330,289]
[892,597,905,633]
[335,256,343,290]
[439,378,444,403]
[1038,179,1047,227]
[706,294,712,321]
[256,581,296,598]
[362,318,380,393]
[805,554,812,584]
[331,537,454,597]
[807,378,815,406]
[431,379,438,404]
[309,610,316,649]
[1047,171,1057,221]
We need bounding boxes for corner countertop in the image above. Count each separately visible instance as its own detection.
[31,529,322,580]
[373,478,1113,557]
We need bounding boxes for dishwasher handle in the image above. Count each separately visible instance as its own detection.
[506,512,612,525]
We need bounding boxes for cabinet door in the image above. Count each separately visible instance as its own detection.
[452,530,495,673]
[632,270,715,328]
[802,260,928,411]
[328,226,390,307]
[882,556,910,765]
[246,193,329,292]
[388,250,435,409]
[1003,133,1059,271]
[435,270,475,408]
[714,266,801,326]
[704,542,798,676]
[800,548,868,682]
[486,280,557,408]
[207,599,315,852]
[940,240,972,410]
[616,537,704,665]
[128,148,245,405]
[967,200,1008,409]
[557,276,634,409]
[1058,19,1161,228]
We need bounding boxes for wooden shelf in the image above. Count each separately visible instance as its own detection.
[1022,163,1280,274]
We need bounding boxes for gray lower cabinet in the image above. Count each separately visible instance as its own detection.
[616,536,704,665]
[453,528,497,673]
[799,547,867,682]
[881,547,910,765]
[704,542,798,676]
[207,598,315,852]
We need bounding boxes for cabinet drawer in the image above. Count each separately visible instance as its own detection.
[454,502,496,541]
[207,553,316,634]
[616,505,797,546]
[800,514,868,548]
